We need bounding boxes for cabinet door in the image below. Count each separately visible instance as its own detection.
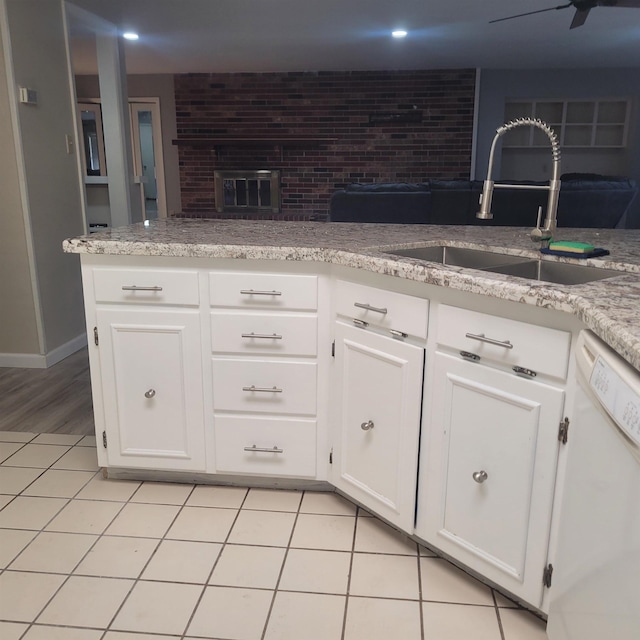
[97,308,206,471]
[333,322,424,531]
[416,352,564,607]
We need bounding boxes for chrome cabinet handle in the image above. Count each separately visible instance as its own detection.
[144,389,156,399]
[241,332,283,340]
[513,366,537,378]
[242,385,283,393]
[361,420,375,431]
[353,318,369,328]
[465,332,513,349]
[244,445,284,454]
[460,350,481,362]
[354,302,388,314]
[390,329,408,339]
[240,289,282,296]
[122,285,163,291]
[472,470,488,483]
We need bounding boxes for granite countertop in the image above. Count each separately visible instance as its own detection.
[64,219,640,371]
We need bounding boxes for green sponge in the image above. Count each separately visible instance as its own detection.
[548,241,595,254]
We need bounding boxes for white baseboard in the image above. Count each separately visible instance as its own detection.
[0,333,88,369]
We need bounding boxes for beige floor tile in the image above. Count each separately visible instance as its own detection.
[0,496,67,530]
[10,531,97,573]
[243,488,302,512]
[0,494,12,509]
[228,509,296,547]
[51,446,99,471]
[350,553,420,599]
[0,466,42,494]
[22,625,103,639]
[0,431,35,442]
[2,444,70,469]
[264,591,345,640]
[210,544,285,589]
[105,502,180,538]
[354,516,418,555]
[142,539,222,583]
[22,469,95,498]
[500,608,548,639]
[290,513,355,551]
[76,435,97,447]
[46,499,123,534]
[422,602,502,639]
[75,474,141,501]
[186,484,248,508]
[31,434,83,446]
[166,505,238,542]
[0,571,66,622]
[420,557,494,605]
[300,491,357,515]
[0,528,37,567]
[39,575,133,628]
[418,542,438,557]
[74,535,159,578]
[0,622,29,640]
[187,585,273,640]
[344,596,422,640]
[131,481,194,505]
[0,441,26,463]
[279,548,350,594]
[104,634,178,640]
[111,580,202,636]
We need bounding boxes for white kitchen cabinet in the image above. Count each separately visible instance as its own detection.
[332,320,425,530]
[416,350,566,607]
[96,307,206,471]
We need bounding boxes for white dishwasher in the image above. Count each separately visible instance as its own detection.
[547,330,640,639]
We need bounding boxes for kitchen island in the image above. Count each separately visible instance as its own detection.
[64,219,640,614]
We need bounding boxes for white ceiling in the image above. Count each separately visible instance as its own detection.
[67,0,640,75]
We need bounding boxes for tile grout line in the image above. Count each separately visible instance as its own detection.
[339,503,361,640]
[416,541,426,640]
[492,589,508,640]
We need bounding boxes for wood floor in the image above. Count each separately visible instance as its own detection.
[0,348,94,436]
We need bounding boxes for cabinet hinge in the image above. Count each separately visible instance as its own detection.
[102,430,107,448]
[543,563,553,588]
[93,326,99,346]
[331,341,335,357]
[558,417,570,445]
[329,448,333,464]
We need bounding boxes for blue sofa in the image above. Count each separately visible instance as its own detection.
[328,175,639,228]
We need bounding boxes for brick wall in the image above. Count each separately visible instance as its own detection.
[174,69,476,220]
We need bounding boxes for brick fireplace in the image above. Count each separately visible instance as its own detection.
[174,69,476,220]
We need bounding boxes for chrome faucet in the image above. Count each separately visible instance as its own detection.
[476,117,561,246]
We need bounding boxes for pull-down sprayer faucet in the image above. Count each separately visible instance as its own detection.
[476,118,561,246]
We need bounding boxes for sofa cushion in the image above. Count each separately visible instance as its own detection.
[345,182,429,193]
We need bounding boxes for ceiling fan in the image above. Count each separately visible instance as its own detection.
[490,0,640,29]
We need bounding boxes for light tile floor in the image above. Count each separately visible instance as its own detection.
[0,431,549,640]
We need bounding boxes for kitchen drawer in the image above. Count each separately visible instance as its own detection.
[212,359,317,415]
[210,272,317,310]
[214,416,317,477]
[436,305,571,380]
[335,280,429,340]
[211,312,317,356]
[93,268,199,306]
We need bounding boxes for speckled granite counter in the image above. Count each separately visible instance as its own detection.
[64,219,640,371]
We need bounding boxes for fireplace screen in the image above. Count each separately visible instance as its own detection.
[214,170,280,213]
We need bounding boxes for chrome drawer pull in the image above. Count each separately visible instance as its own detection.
[460,350,480,362]
[122,285,163,292]
[361,420,375,431]
[240,289,282,296]
[354,302,388,314]
[242,385,283,393]
[353,318,369,328]
[513,366,537,378]
[465,332,513,349]
[144,389,156,399]
[473,470,488,483]
[241,332,283,340]
[244,445,284,454]
[390,329,408,339]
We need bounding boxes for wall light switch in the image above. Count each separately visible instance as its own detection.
[18,87,38,105]
[65,134,74,155]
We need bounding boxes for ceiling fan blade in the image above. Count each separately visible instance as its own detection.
[608,0,640,7]
[489,3,572,24]
[570,7,591,27]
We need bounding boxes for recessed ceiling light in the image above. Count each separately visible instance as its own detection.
[122,32,139,41]
[392,30,408,39]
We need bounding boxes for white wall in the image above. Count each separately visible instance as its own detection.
[1,0,87,365]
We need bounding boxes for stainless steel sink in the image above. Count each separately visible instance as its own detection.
[385,245,621,285]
